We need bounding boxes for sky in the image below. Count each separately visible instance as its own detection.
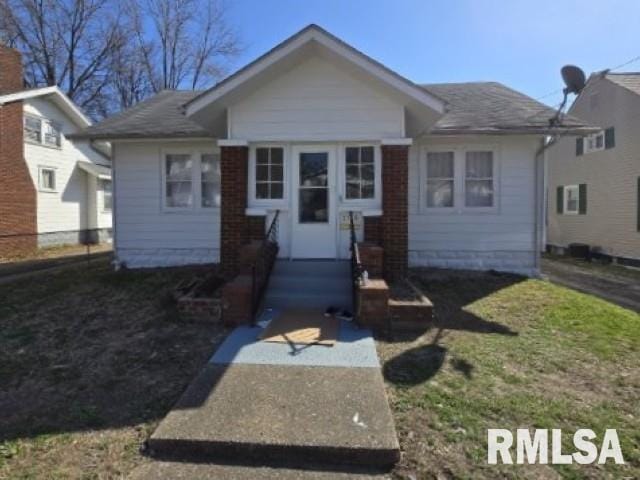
[225,0,640,107]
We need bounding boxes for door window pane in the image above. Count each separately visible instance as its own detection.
[426,152,454,207]
[300,153,328,187]
[299,189,328,223]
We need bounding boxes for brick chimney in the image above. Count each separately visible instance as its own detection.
[0,45,37,255]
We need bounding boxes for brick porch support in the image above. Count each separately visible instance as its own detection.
[220,145,249,276]
[381,144,409,280]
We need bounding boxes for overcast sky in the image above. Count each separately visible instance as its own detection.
[226,0,640,107]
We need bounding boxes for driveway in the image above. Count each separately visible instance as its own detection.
[541,256,640,312]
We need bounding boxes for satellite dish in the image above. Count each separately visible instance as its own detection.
[561,65,586,95]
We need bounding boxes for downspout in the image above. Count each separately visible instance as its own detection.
[533,135,558,276]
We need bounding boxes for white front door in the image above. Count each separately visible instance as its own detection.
[291,146,337,258]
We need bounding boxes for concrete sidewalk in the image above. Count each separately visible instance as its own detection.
[133,310,399,478]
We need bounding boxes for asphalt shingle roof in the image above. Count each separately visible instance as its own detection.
[422,81,588,134]
[72,90,208,140]
[605,72,640,96]
[74,81,591,140]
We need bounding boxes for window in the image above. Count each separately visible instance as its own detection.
[584,131,604,153]
[564,185,579,214]
[163,151,220,210]
[101,180,112,211]
[24,114,61,147]
[200,153,220,207]
[345,146,375,200]
[465,151,494,207]
[24,115,42,143]
[579,127,615,155]
[426,151,454,207]
[165,154,193,208]
[255,147,284,200]
[39,167,56,191]
[44,121,61,147]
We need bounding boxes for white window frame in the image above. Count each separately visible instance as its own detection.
[24,113,62,148]
[340,144,381,206]
[101,179,112,212]
[38,166,57,192]
[161,147,220,213]
[248,144,288,207]
[583,131,604,154]
[420,144,500,214]
[564,185,580,215]
[463,150,495,209]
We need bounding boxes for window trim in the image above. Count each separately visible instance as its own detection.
[249,144,288,207]
[420,144,500,214]
[160,147,220,213]
[38,166,57,192]
[340,144,381,206]
[463,150,495,209]
[563,185,580,215]
[582,131,605,154]
[101,179,112,212]
[24,113,62,149]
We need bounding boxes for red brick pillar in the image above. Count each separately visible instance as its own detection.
[220,145,249,276]
[381,145,409,280]
[0,46,37,257]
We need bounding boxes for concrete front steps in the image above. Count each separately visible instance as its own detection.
[264,260,352,310]
[145,364,399,469]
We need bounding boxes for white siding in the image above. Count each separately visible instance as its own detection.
[547,77,640,260]
[23,97,112,239]
[230,57,404,141]
[113,142,220,267]
[409,135,540,275]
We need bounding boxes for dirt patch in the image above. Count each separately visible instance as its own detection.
[0,261,229,478]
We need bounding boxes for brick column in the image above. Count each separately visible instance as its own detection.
[220,145,249,276]
[0,46,37,257]
[381,145,409,280]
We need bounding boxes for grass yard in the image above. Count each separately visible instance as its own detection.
[0,261,228,479]
[380,268,640,479]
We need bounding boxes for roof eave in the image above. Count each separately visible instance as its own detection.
[427,126,600,136]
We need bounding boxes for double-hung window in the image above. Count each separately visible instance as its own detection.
[255,147,284,200]
[24,114,61,147]
[465,151,494,207]
[101,180,112,211]
[426,152,454,208]
[164,151,220,210]
[25,115,42,143]
[44,121,61,147]
[38,166,56,192]
[345,146,375,200]
[564,185,579,214]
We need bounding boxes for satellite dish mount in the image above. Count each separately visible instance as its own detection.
[549,65,587,127]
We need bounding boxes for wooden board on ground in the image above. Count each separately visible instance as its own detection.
[259,309,339,346]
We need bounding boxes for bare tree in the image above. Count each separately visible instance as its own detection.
[0,0,240,117]
[0,0,125,118]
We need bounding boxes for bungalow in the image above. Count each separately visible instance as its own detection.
[73,25,592,278]
[0,46,112,255]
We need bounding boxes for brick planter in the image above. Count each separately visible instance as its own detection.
[388,278,433,332]
[221,274,253,326]
[175,275,224,322]
[357,278,389,330]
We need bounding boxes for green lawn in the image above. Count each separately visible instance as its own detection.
[379,269,640,479]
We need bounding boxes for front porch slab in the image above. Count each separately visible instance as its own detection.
[147,362,400,466]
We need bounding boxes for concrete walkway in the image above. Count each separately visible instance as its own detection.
[133,309,399,478]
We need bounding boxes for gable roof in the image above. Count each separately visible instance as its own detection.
[0,85,91,128]
[604,72,640,96]
[185,24,445,118]
[422,82,592,135]
[70,90,209,140]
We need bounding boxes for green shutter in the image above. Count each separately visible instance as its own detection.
[579,184,587,215]
[604,127,615,149]
[637,177,640,232]
[557,186,564,214]
[576,138,584,156]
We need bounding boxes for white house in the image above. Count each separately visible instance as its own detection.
[0,45,112,253]
[74,25,593,277]
[547,71,640,266]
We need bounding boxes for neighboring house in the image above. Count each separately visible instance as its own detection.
[547,71,640,266]
[74,25,592,277]
[0,46,112,255]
